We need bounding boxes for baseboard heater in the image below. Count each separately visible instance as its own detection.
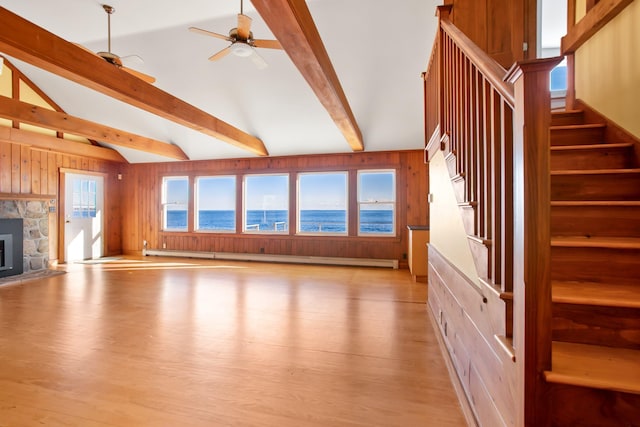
[143,248,399,269]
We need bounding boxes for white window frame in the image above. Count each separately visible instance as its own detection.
[195,175,236,232]
[357,169,396,236]
[296,171,348,235]
[161,176,189,232]
[243,173,289,234]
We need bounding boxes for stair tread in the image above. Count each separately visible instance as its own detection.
[551,142,633,151]
[550,123,606,131]
[552,168,640,176]
[545,342,640,394]
[552,109,584,115]
[551,201,640,207]
[552,280,640,308]
[552,236,640,249]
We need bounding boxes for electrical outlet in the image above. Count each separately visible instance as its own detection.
[162,242,166,249]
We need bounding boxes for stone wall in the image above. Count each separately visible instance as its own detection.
[0,200,49,273]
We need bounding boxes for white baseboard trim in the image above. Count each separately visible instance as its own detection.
[143,249,399,269]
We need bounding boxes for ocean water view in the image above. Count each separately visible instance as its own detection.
[166,210,393,233]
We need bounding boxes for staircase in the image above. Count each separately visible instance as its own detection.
[544,110,640,426]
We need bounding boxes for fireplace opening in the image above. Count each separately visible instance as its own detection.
[0,218,23,279]
[0,234,13,271]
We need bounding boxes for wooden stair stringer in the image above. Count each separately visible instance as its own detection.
[442,153,495,289]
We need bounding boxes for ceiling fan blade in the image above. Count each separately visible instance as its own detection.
[189,26,231,41]
[237,14,252,40]
[248,48,268,70]
[208,46,232,62]
[74,42,99,56]
[252,39,282,50]
[122,67,156,84]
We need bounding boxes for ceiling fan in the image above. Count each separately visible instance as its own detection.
[80,4,156,84]
[189,0,283,69]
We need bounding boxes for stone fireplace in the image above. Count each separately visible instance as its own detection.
[0,200,50,277]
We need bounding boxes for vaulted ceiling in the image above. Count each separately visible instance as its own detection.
[0,0,439,163]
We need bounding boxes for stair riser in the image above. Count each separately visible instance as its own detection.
[551,112,585,127]
[551,205,640,238]
[549,384,640,427]
[551,127,605,146]
[553,303,640,349]
[551,147,633,170]
[551,111,584,126]
[551,173,640,201]
[551,246,640,285]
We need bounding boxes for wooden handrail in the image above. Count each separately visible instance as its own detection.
[440,20,515,107]
[422,34,440,156]
[562,0,634,54]
[563,0,634,109]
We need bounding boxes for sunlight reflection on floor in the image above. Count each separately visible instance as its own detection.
[67,256,250,272]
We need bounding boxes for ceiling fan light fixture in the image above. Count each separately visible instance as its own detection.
[230,42,253,57]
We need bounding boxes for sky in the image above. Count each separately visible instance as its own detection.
[197,176,236,210]
[298,173,346,210]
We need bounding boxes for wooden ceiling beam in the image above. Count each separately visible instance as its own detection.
[251,0,364,151]
[0,127,127,163]
[0,7,268,157]
[0,96,189,161]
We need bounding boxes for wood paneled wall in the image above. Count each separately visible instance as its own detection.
[0,140,122,261]
[428,245,516,427]
[444,0,536,68]
[122,150,428,265]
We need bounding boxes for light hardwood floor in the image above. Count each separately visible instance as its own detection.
[0,257,467,426]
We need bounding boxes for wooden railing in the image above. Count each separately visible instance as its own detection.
[432,5,517,321]
[440,6,515,295]
[426,5,562,425]
[422,36,440,159]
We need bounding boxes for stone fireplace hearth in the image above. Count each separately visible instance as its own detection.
[0,200,50,276]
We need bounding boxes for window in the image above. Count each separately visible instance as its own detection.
[297,172,348,234]
[71,178,97,218]
[196,176,236,232]
[550,60,567,92]
[539,0,567,93]
[358,170,396,235]
[243,174,289,233]
[162,176,188,231]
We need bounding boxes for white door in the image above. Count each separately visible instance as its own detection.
[64,173,104,262]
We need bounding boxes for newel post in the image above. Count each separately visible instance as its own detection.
[505,56,563,427]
